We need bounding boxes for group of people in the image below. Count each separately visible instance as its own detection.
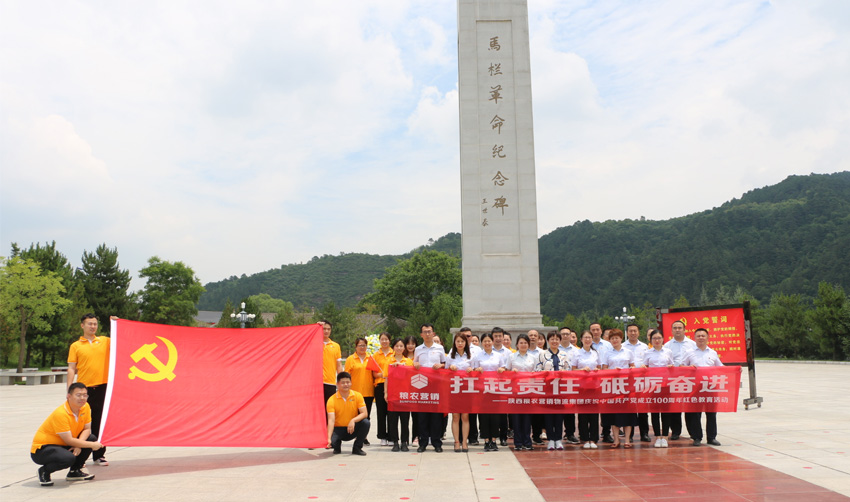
[324,320,725,455]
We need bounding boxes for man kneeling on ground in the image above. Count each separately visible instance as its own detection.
[326,371,370,456]
[31,382,103,486]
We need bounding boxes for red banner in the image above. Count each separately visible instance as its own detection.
[387,366,741,414]
[100,320,327,448]
[661,307,747,363]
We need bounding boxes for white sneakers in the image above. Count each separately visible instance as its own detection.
[582,442,591,449]
[555,440,564,450]
[547,440,555,450]
[661,438,668,448]
[654,438,669,448]
[654,438,662,448]
[590,442,598,449]
[380,439,388,446]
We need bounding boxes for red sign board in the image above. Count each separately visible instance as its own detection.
[387,366,741,414]
[661,307,747,364]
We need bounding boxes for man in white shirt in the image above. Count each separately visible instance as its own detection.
[683,328,723,446]
[623,323,650,442]
[664,320,697,440]
[590,323,614,443]
[490,327,511,446]
[558,327,580,444]
[413,323,446,452]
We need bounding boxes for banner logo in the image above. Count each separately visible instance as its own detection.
[128,336,178,382]
[410,374,428,389]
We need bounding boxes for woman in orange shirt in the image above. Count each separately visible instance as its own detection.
[386,337,414,451]
[345,337,378,446]
[372,332,394,446]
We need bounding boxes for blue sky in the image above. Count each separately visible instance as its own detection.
[2,0,848,291]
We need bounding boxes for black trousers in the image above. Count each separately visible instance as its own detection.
[600,413,613,438]
[374,383,388,440]
[562,413,576,437]
[669,412,683,437]
[388,410,411,443]
[468,414,479,442]
[331,419,371,451]
[531,414,544,440]
[685,412,717,441]
[637,413,650,437]
[578,414,599,442]
[651,413,661,436]
[31,433,96,474]
[498,414,508,441]
[479,413,501,440]
[417,412,443,448]
[544,414,563,442]
[661,413,674,436]
[512,414,532,447]
[86,384,107,461]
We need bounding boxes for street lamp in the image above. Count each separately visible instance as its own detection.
[230,302,256,329]
[614,306,635,333]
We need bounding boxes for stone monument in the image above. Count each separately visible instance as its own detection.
[456,0,551,334]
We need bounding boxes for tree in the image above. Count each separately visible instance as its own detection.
[364,250,462,338]
[809,282,850,360]
[138,257,205,326]
[13,242,91,367]
[0,257,71,372]
[760,294,812,358]
[80,244,136,333]
[311,301,361,355]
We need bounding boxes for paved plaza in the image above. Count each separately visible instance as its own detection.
[2,362,848,501]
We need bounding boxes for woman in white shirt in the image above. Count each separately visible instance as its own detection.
[536,331,571,450]
[471,332,507,451]
[573,331,601,449]
[642,329,674,448]
[601,329,636,448]
[446,332,473,452]
[506,333,537,451]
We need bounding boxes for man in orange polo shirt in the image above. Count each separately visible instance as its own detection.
[321,320,343,415]
[326,372,370,456]
[67,313,111,465]
[31,382,104,486]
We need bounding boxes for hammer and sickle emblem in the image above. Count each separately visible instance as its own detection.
[128,336,178,382]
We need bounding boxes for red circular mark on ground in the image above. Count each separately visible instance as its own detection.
[568,476,577,480]
[555,462,562,465]
[491,498,501,500]
[838,452,845,454]
[405,479,414,481]
[408,464,416,466]
[803,467,813,469]
[676,491,687,494]
[486,478,495,480]
[625,460,632,463]
[583,495,594,498]
[338,464,346,466]
[767,434,773,436]
[766,454,774,456]
[482,464,489,466]
[735,444,742,446]
[400,498,410,500]
[325,479,334,481]
[647,473,656,477]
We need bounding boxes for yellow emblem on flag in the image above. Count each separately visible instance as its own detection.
[128,336,178,382]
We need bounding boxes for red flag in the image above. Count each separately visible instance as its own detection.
[100,320,326,448]
[366,354,381,373]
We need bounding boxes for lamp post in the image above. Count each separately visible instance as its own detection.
[614,306,635,333]
[230,302,256,329]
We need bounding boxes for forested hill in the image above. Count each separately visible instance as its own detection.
[199,172,849,317]
[539,171,850,318]
[197,233,461,310]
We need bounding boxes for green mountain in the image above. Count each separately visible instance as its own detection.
[199,172,849,318]
[539,171,850,318]
[197,233,461,311]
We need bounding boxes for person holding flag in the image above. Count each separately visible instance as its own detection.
[345,338,379,445]
[31,382,103,486]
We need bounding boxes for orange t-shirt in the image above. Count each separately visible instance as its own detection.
[31,402,91,453]
[68,336,110,386]
[326,390,366,427]
[344,354,375,397]
[322,340,341,385]
[372,349,394,385]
